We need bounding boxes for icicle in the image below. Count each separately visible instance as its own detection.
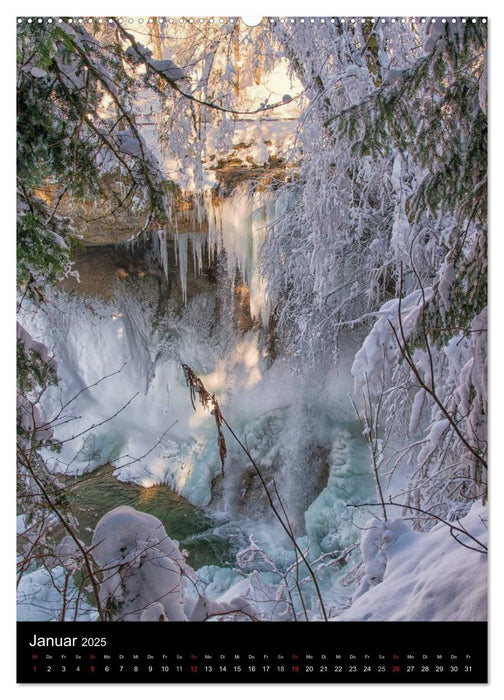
[176,232,206,304]
[152,186,272,321]
[173,231,179,266]
[177,233,189,304]
[153,229,169,283]
[190,232,205,276]
[248,198,270,325]
[205,190,218,265]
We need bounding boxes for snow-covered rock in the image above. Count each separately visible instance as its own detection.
[91,506,194,621]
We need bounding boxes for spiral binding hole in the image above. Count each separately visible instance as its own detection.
[16,16,487,26]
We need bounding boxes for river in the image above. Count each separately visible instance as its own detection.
[64,464,235,570]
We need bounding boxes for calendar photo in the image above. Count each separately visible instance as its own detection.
[16,14,488,683]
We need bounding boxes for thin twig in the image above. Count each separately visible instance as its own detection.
[181,363,329,621]
[348,499,487,553]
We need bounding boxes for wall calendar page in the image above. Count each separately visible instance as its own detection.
[16,13,488,684]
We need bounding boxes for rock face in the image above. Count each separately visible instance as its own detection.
[35,180,157,245]
[62,237,219,317]
[62,244,167,301]
[37,147,290,246]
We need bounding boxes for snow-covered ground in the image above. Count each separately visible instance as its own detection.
[337,501,487,622]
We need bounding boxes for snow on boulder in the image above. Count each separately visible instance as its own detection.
[216,571,290,621]
[337,502,487,621]
[91,506,194,621]
[185,593,252,622]
[140,602,167,622]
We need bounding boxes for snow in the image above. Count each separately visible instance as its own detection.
[148,58,185,81]
[438,258,456,320]
[20,281,383,620]
[351,288,434,400]
[216,572,289,620]
[18,280,293,503]
[23,269,487,622]
[17,566,96,622]
[91,506,192,621]
[17,321,56,368]
[409,389,426,436]
[359,517,401,587]
[91,507,290,621]
[185,591,253,622]
[17,393,54,443]
[140,602,166,621]
[337,502,487,621]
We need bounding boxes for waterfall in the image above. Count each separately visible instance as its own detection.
[208,187,271,326]
[152,185,276,324]
[19,182,373,616]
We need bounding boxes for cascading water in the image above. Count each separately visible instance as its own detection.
[154,185,278,325]
[20,186,375,618]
